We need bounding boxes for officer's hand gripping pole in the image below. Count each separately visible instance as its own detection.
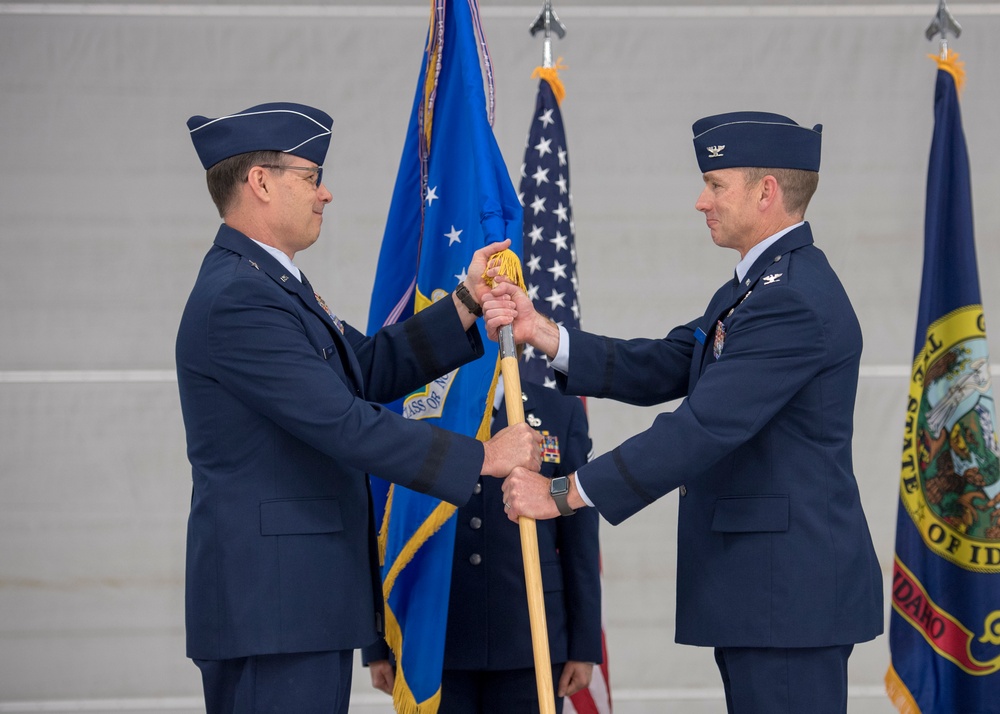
[485,248,556,714]
[498,323,556,714]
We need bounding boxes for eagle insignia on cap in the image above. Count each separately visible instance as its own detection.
[691,112,821,173]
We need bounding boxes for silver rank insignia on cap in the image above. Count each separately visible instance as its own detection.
[541,432,560,463]
[707,145,725,158]
[763,273,782,285]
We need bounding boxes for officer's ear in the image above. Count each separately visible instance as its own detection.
[756,174,780,212]
[245,165,274,203]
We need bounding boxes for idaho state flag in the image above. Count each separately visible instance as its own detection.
[886,51,1000,713]
[365,1,522,712]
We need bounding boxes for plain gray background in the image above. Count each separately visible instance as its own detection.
[2,1,1000,712]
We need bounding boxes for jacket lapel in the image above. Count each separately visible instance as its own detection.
[692,279,739,381]
[213,225,366,393]
[690,223,815,385]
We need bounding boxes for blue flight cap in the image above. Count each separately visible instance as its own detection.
[187,102,333,169]
[692,111,822,173]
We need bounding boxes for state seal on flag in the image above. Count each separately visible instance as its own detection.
[901,305,1000,573]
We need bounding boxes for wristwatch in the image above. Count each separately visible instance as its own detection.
[549,476,576,517]
[454,281,482,317]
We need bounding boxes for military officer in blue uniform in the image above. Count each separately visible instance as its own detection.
[487,112,884,714]
[364,378,602,713]
[176,102,542,714]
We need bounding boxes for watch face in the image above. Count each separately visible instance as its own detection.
[549,476,575,516]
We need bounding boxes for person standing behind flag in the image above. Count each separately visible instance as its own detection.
[487,111,884,714]
[175,102,543,714]
[365,377,602,713]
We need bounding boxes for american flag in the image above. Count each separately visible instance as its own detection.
[518,72,613,714]
[518,75,581,390]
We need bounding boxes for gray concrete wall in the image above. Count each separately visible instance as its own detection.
[2,2,1000,711]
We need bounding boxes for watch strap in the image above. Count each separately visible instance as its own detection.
[454,281,482,317]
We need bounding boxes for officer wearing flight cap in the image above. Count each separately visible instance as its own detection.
[487,111,884,714]
[176,102,541,714]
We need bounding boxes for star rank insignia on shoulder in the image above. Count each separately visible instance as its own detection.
[541,432,560,464]
[762,273,783,285]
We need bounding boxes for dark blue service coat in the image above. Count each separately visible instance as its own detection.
[562,223,883,648]
[443,382,602,671]
[176,225,485,661]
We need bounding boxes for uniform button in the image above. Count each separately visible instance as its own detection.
[473,482,482,495]
[774,255,782,262]
[469,553,482,566]
[679,485,687,496]
[469,517,482,530]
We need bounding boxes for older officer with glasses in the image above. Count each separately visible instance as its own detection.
[176,102,542,714]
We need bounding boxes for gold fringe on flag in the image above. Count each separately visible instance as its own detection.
[884,662,921,714]
[376,494,456,712]
[382,501,458,595]
[531,58,568,105]
[377,485,393,565]
[475,249,528,441]
[384,604,443,714]
[930,48,966,94]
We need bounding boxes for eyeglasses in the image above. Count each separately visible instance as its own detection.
[258,164,324,188]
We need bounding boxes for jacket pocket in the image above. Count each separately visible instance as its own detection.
[710,495,788,533]
[260,497,344,536]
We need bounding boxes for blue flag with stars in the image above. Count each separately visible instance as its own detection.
[366,1,522,711]
[518,73,581,389]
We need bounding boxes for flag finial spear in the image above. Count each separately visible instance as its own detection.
[926,0,962,61]
[529,0,566,69]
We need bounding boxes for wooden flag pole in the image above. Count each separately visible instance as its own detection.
[498,323,556,714]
